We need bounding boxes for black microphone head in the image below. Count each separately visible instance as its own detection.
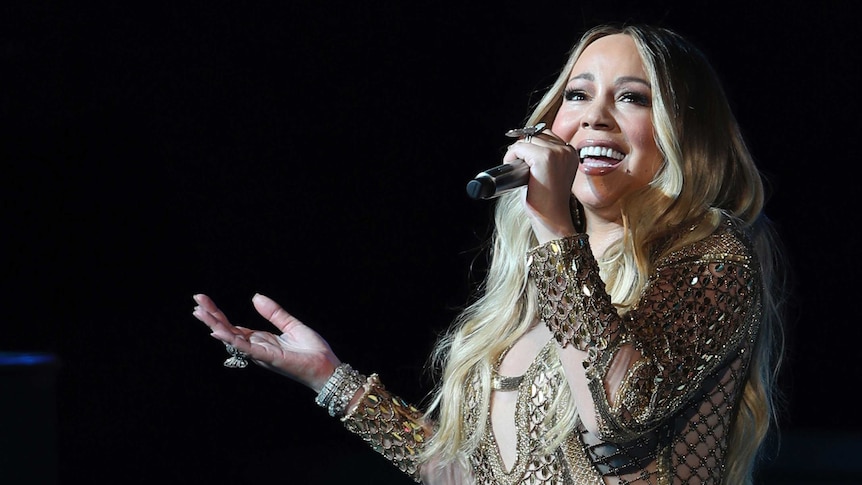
[466,178,494,200]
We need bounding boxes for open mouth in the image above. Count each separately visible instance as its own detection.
[578,146,625,174]
[579,146,625,163]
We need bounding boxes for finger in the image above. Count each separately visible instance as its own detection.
[251,293,304,334]
[192,304,233,334]
[192,298,246,340]
[192,293,216,310]
[503,141,539,165]
[211,329,255,356]
[523,130,570,149]
[193,294,232,325]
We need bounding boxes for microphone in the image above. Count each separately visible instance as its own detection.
[467,122,552,199]
[465,159,530,200]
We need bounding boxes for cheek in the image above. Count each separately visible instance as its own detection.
[631,154,663,188]
[631,125,656,151]
[631,124,661,169]
[551,109,579,139]
[627,133,661,181]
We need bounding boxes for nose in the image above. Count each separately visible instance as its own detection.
[581,99,615,130]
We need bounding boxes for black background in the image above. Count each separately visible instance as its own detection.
[3,1,860,483]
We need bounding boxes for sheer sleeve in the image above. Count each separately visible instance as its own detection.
[528,222,762,442]
[341,374,432,482]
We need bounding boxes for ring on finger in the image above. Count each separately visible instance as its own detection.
[223,343,250,369]
[505,121,547,143]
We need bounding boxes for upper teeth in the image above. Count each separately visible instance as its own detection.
[579,146,625,160]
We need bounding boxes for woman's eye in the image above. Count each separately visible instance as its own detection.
[563,88,587,101]
[620,92,651,106]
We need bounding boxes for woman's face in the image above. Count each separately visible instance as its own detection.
[551,34,663,220]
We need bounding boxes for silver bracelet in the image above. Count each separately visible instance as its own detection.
[315,364,347,408]
[315,363,366,418]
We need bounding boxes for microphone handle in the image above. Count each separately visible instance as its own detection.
[465,159,530,200]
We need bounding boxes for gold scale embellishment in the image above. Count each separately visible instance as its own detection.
[527,234,616,357]
[342,374,429,483]
[518,220,762,483]
[471,341,601,485]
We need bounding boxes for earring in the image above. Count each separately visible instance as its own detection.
[570,195,585,233]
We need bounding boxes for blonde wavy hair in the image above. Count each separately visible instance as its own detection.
[421,24,785,485]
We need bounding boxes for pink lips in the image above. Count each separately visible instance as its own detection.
[579,155,623,175]
[575,141,626,176]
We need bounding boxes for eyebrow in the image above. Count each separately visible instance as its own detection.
[570,73,651,88]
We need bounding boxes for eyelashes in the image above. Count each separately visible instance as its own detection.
[562,88,652,107]
[563,88,587,101]
[620,92,651,106]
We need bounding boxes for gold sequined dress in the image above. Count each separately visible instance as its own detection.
[342,219,762,484]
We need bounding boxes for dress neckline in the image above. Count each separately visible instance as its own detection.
[486,339,558,478]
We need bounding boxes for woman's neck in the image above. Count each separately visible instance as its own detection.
[584,212,625,259]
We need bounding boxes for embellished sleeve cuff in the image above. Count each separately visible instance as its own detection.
[342,374,429,483]
[527,234,618,357]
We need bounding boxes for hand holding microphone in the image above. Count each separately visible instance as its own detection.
[465,122,547,200]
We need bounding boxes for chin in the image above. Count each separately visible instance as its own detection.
[574,181,624,207]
